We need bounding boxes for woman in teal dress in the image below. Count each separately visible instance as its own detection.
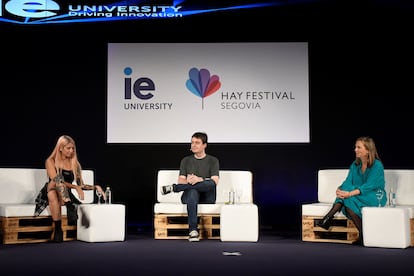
[317,136,386,244]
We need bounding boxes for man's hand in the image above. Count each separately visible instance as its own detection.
[187,174,202,185]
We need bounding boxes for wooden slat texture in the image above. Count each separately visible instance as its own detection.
[154,214,220,239]
[1,216,76,244]
[302,215,359,244]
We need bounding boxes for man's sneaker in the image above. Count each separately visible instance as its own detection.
[161,185,173,195]
[188,230,200,242]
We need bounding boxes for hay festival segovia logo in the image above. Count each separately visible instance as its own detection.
[0,0,277,25]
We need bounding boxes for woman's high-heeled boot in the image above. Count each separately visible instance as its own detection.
[51,220,63,243]
[317,215,333,230]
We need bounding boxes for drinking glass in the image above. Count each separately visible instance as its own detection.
[375,189,384,207]
[228,191,235,204]
[235,189,243,204]
[96,189,103,204]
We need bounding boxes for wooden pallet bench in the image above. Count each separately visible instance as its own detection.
[0,216,76,244]
[0,168,95,244]
[411,218,414,247]
[302,215,359,244]
[303,169,414,246]
[154,214,220,239]
[154,170,254,240]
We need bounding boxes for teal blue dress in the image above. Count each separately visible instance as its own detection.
[334,159,386,218]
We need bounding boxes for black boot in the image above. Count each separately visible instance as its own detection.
[65,202,78,226]
[352,237,363,246]
[317,215,333,230]
[51,220,63,243]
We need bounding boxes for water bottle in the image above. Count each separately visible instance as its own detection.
[389,188,396,207]
[105,186,112,204]
[229,191,235,205]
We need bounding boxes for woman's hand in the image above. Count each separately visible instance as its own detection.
[75,186,85,200]
[336,189,351,199]
[95,185,106,200]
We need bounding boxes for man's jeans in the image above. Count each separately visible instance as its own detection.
[173,180,216,232]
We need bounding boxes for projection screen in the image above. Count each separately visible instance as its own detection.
[107,42,309,143]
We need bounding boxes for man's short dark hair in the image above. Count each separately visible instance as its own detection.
[192,132,208,144]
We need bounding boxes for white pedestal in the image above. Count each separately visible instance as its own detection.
[77,204,125,242]
[220,204,259,242]
[362,206,410,248]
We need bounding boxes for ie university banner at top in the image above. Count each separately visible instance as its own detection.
[0,0,279,25]
[107,42,310,144]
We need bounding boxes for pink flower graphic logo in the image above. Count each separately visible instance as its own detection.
[185,67,221,109]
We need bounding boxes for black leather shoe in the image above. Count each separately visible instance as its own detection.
[161,185,173,195]
[317,215,332,230]
[66,203,78,226]
[51,227,63,243]
[352,238,363,246]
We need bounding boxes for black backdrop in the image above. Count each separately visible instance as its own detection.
[1,1,413,230]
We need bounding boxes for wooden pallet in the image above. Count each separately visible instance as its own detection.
[302,215,359,244]
[154,213,220,239]
[0,216,76,244]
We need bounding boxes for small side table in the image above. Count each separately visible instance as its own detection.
[77,204,126,242]
[362,206,410,248]
[220,204,259,242]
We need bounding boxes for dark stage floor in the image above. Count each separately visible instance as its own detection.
[1,229,414,276]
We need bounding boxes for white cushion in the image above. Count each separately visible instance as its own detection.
[77,204,125,242]
[0,168,94,204]
[0,204,64,216]
[154,203,223,214]
[0,168,49,204]
[301,202,346,217]
[220,204,258,242]
[317,170,348,203]
[156,170,253,204]
[0,168,95,217]
[317,169,414,205]
[395,205,414,218]
[362,207,411,248]
[0,190,94,217]
[385,170,414,205]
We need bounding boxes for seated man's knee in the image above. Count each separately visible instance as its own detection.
[182,189,199,204]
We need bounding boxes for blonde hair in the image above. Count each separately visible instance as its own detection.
[355,136,380,168]
[47,135,83,184]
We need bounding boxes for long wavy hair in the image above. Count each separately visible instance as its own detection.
[47,135,83,184]
[355,136,381,168]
